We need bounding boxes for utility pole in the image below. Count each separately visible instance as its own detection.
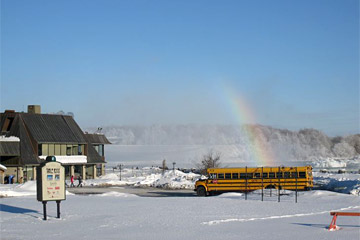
[118,164,123,181]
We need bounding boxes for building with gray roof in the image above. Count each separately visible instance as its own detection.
[0,105,110,183]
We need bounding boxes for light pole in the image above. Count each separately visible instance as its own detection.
[118,164,123,181]
[172,162,176,171]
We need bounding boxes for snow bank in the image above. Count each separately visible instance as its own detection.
[0,181,72,197]
[0,181,36,197]
[84,168,201,189]
[314,172,360,196]
[134,170,200,189]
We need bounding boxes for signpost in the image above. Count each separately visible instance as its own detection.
[36,156,66,220]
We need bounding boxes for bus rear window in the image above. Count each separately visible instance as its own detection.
[299,172,306,178]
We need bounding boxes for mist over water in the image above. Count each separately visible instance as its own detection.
[87,124,360,169]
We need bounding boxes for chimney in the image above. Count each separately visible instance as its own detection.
[28,105,41,114]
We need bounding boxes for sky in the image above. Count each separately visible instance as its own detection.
[1,0,359,136]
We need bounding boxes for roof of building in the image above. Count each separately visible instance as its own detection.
[84,133,112,144]
[20,113,87,144]
[0,142,20,156]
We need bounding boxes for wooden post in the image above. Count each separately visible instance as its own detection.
[245,166,248,200]
[56,201,61,218]
[81,165,86,180]
[295,167,298,203]
[43,201,47,220]
[278,166,280,202]
[261,167,264,201]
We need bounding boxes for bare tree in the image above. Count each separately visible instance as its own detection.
[196,150,221,175]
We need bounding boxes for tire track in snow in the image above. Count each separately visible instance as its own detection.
[202,206,360,225]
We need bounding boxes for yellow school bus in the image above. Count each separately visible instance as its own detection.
[195,166,313,196]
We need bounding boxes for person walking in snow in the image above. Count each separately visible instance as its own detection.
[77,175,83,187]
[70,175,75,187]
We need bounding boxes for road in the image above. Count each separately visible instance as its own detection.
[67,186,197,197]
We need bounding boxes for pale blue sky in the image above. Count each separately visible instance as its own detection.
[1,0,359,136]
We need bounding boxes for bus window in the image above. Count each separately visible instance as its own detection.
[276,172,283,178]
[232,173,239,179]
[263,173,268,178]
[299,172,306,178]
[254,173,261,178]
[218,173,224,179]
[240,173,246,179]
[269,172,275,178]
[246,173,253,179]
[225,173,231,179]
[209,173,217,179]
[284,172,290,178]
[291,172,298,178]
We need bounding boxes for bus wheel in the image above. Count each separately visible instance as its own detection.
[197,186,207,197]
[266,185,275,189]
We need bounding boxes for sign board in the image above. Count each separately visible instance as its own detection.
[37,157,66,202]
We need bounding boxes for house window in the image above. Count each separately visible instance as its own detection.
[42,144,49,156]
[49,144,55,155]
[72,145,77,155]
[55,144,61,155]
[38,145,42,156]
[93,145,104,156]
[66,146,72,155]
[78,145,82,155]
[98,145,104,156]
[61,145,66,155]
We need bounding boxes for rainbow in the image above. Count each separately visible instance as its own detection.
[224,87,276,166]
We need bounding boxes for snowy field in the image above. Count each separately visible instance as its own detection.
[1,145,359,239]
[1,169,360,240]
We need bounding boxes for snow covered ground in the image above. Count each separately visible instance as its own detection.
[1,169,360,239]
[1,185,359,240]
[1,161,359,239]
